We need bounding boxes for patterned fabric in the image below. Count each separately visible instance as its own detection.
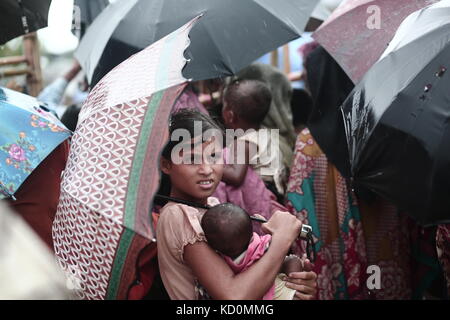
[0,87,71,198]
[358,199,412,300]
[407,221,443,299]
[436,225,450,297]
[53,18,198,300]
[286,128,413,300]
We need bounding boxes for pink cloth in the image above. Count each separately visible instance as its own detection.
[171,85,208,115]
[222,233,274,300]
[213,148,286,235]
[298,41,319,60]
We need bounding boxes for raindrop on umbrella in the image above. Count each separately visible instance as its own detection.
[436,67,447,77]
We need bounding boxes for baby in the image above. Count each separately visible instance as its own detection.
[201,203,302,300]
[221,79,287,199]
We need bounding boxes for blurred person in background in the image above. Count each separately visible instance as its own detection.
[0,201,72,299]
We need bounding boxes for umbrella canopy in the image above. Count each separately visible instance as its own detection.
[76,0,319,87]
[73,0,109,39]
[341,0,450,226]
[52,17,198,300]
[0,87,71,199]
[313,0,438,83]
[0,0,52,45]
[304,46,354,178]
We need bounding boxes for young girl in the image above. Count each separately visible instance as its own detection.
[157,109,317,300]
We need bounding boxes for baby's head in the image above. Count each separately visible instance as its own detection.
[201,203,253,259]
[222,79,272,130]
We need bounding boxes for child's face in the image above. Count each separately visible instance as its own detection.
[221,99,237,130]
[161,138,223,204]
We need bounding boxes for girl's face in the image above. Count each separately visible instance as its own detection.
[161,138,224,204]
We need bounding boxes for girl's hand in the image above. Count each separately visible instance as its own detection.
[283,258,317,300]
[261,210,302,244]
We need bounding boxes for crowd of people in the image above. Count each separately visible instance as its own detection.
[1,0,449,300]
[150,37,449,300]
[2,40,449,300]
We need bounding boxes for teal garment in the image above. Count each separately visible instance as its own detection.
[287,181,365,300]
[285,130,369,299]
[0,87,71,198]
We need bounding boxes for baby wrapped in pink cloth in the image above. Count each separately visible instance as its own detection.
[201,203,301,300]
[224,233,274,300]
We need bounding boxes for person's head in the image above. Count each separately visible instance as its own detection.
[160,109,224,204]
[222,79,272,130]
[291,89,313,134]
[60,104,82,132]
[201,203,253,259]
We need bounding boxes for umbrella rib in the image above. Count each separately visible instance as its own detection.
[196,21,234,75]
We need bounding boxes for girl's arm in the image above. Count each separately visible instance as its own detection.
[184,210,302,300]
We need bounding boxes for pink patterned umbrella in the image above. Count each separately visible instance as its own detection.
[312,0,438,83]
[52,18,198,300]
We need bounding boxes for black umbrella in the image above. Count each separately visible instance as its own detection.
[0,0,52,45]
[72,0,109,39]
[75,0,319,87]
[341,1,450,226]
[304,46,354,178]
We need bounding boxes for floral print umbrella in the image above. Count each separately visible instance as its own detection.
[0,87,71,199]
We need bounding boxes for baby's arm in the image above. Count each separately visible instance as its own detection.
[280,254,303,276]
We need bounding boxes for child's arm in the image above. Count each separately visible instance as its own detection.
[283,257,317,300]
[280,254,303,275]
[221,141,252,186]
[222,164,248,186]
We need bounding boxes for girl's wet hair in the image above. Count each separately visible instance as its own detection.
[161,109,224,160]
